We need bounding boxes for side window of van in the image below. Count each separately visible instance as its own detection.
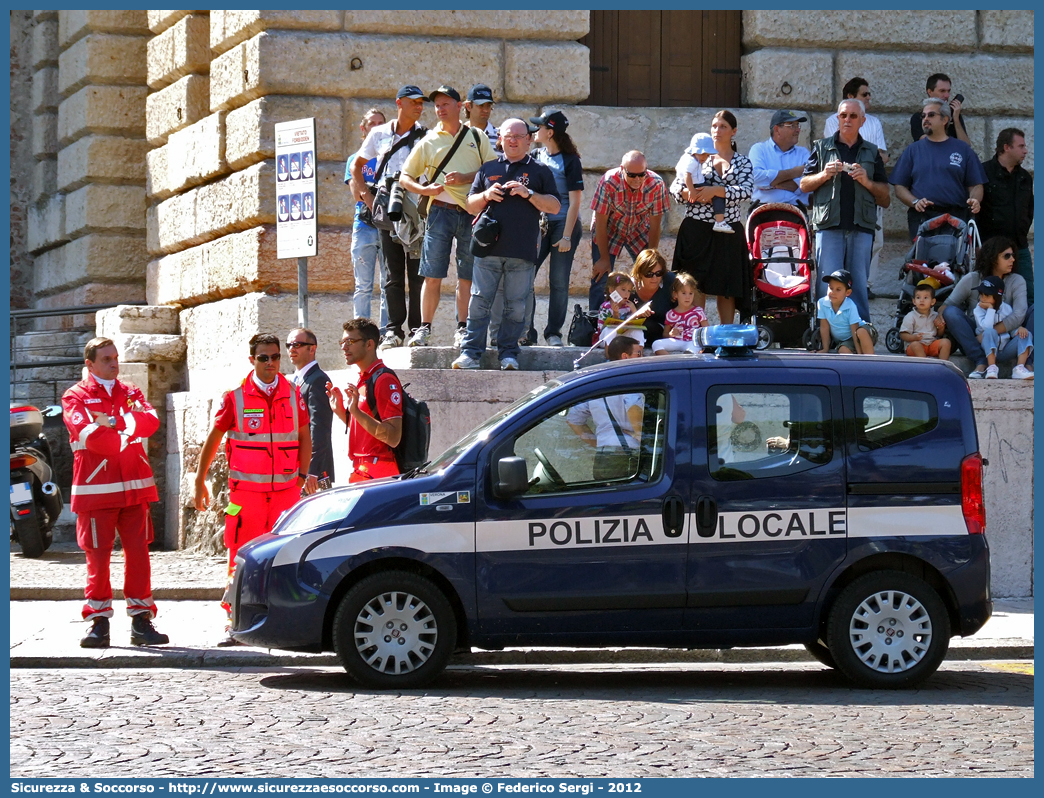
[511,389,668,495]
[708,386,832,481]
[855,389,937,451]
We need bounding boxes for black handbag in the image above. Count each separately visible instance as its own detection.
[568,303,597,346]
[370,182,395,231]
[470,208,501,257]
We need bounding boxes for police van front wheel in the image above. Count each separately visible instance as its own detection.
[826,570,950,689]
[333,571,457,689]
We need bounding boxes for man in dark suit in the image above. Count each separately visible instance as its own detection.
[286,328,334,491]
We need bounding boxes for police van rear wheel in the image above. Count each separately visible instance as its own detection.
[334,571,457,689]
[826,570,950,689]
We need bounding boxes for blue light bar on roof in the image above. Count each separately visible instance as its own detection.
[694,324,759,349]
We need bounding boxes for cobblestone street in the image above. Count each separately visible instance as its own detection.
[10,662,1033,778]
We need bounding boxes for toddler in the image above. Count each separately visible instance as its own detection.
[675,132,730,234]
[973,276,1033,379]
[652,273,708,354]
[899,282,950,360]
[597,271,645,347]
[816,269,875,354]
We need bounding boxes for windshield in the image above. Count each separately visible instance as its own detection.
[273,489,361,535]
[426,380,562,471]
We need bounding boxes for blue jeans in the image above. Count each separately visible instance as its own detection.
[982,326,1033,362]
[418,203,474,281]
[463,256,536,361]
[589,241,642,312]
[351,218,388,328]
[1016,247,1034,307]
[814,228,873,324]
[524,218,583,340]
[943,304,1036,367]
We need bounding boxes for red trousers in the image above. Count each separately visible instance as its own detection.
[349,456,399,483]
[222,487,300,615]
[77,502,156,620]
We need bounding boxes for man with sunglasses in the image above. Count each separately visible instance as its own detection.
[589,151,670,312]
[193,333,312,645]
[287,328,334,490]
[800,99,890,326]
[890,97,986,240]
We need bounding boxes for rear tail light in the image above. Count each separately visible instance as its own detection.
[961,452,985,535]
[10,405,39,414]
[10,454,38,469]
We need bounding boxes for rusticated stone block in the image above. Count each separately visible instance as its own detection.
[58,34,148,97]
[835,53,1034,116]
[210,10,344,55]
[65,184,146,237]
[33,11,58,22]
[33,159,58,204]
[314,162,355,227]
[26,196,66,254]
[980,10,1034,52]
[146,73,209,145]
[32,18,58,70]
[32,112,57,160]
[505,41,589,104]
[742,9,976,50]
[57,135,150,192]
[32,234,148,296]
[111,333,186,362]
[225,95,344,169]
[344,10,589,40]
[96,304,180,336]
[147,13,211,90]
[742,49,834,111]
[59,9,149,47]
[35,283,147,331]
[148,10,200,35]
[58,85,147,145]
[211,31,502,112]
[147,112,227,200]
[32,67,58,114]
[180,292,352,385]
[147,225,353,307]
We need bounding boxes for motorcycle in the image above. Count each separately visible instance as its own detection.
[10,403,63,557]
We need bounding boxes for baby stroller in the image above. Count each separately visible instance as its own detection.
[746,202,816,349]
[884,213,979,353]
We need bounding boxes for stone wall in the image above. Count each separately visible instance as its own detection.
[10,11,35,309]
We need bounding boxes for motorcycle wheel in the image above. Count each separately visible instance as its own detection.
[12,499,47,558]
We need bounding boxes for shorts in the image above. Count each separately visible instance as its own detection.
[829,337,856,353]
[906,339,944,357]
[418,202,475,281]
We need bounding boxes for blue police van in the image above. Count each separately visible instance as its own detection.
[229,327,991,689]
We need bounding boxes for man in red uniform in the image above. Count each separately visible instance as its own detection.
[326,318,403,482]
[62,338,169,648]
[193,333,312,645]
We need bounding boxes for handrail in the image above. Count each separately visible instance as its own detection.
[10,301,145,320]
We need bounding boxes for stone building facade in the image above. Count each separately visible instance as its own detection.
[10,10,1034,594]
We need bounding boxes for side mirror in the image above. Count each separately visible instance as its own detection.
[495,456,529,497]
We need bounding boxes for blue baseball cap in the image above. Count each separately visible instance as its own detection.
[396,85,428,101]
[467,84,494,104]
[822,269,852,289]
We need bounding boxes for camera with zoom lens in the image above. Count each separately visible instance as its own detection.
[386,172,405,222]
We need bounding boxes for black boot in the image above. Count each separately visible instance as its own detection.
[80,617,110,649]
[130,614,170,647]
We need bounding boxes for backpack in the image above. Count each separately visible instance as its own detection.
[364,365,431,473]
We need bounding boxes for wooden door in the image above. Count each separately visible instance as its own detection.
[581,10,742,107]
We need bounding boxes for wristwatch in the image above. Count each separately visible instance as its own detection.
[108,415,117,427]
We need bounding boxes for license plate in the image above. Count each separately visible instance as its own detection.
[9,482,32,506]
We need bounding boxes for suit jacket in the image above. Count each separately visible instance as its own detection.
[298,364,335,483]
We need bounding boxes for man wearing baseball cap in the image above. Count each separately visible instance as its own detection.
[348,84,429,351]
[465,84,499,150]
[400,84,497,349]
[748,110,810,207]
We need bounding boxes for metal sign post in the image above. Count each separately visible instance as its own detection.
[275,117,318,327]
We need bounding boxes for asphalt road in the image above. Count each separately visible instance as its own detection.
[10,661,1033,778]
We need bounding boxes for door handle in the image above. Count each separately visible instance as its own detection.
[661,496,685,538]
[695,495,718,538]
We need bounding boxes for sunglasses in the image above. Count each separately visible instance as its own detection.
[625,171,646,179]
[1002,253,1015,259]
[285,341,314,349]
[341,337,366,346]
[645,270,665,278]
[254,353,280,363]
[921,112,940,119]
[838,113,860,119]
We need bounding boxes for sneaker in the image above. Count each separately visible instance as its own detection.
[967,367,987,380]
[1011,364,1034,380]
[547,335,564,347]
[130,615,169,647]
[377,330,403,351]
[712,220,734,234]
[452,353,481,370]
[453,326,467,349]
[985,365,999,379]
[80,617,110,649]
[407,325,431,347]
[500,357,520,371]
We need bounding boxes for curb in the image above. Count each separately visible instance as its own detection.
[10,642,1032,670]
[11,587,223,601]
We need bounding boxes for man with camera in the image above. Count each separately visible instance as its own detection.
[800,99,890,325]
[348,85,429,351]
[890,97,986,240]
[399,85,497,349]
[909,73,971,146]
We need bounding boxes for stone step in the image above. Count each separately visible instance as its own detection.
[382,344,606,372]
[12,329,93,363]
